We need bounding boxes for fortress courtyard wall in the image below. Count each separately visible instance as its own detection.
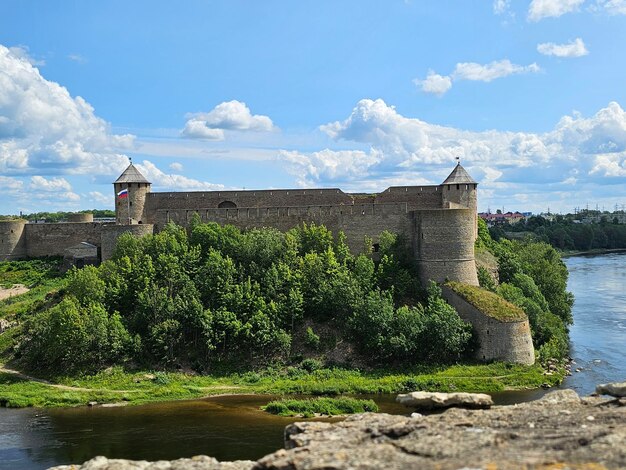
[23,222,112,258]
[157,202,413,253]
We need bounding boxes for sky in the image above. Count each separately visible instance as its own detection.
[1,0,626,215]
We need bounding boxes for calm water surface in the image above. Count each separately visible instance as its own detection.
[1,253,625,469]
[561,253,626,394]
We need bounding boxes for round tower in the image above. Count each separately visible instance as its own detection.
[440,162,478,239]
[113,163,151,225]
[0,219,27,261]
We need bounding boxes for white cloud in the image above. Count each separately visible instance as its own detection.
[67,54,87,64]
[415,60,540,96]
[304,98,626,208]
[181,100,274,140]
[0,44,133,176]
[136,160,225,191]
[88,191,111,205]
[29,175,72,192]
[528,0,584,21]
[181,119,225,140]
[8,45,45,66]
[169,162,183,172]
[493,0,511,14]
[594,0,626,14]
[537,38,589,57]
[279,149,382,186]
[0,175,23,191]
[414,71,452,96]
[452,60,540,82]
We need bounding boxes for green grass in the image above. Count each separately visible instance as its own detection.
[262,397,378,417]
[0,362,564,409]
[445,281,527,322]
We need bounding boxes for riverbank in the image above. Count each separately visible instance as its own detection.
[560,247,626,258]
[0,362,565,408]
[49,386,626,470]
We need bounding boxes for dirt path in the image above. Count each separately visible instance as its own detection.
[0,284,29,301]
[0,366,129,393]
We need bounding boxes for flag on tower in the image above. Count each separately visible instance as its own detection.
[117,188,129,199]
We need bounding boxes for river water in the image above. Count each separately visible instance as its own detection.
[1,253,625,470]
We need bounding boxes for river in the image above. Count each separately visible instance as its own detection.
[1,253,624,470]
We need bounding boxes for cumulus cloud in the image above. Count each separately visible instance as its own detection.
[528,0,584,21]
[88,191,111,205]
[594,0,626,14]
[286,98,626,208]
[0,44,133,175]
[169,162,184,172]
[29,175,72,192]
[136,160,225,191]
[452,60,540,82]
[537,38,589,57]
[8,45,45,66]
[416,60,540,95]
[279,149,382,186]
[0,175,23,192]
[414,71,452,96]
[181,100,274,140]
[28,175,80,202]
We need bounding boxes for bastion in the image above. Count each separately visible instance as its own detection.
[0,162,536,364]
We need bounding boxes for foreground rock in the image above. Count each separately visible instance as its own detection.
[50,455,254,470]
[50,388,626,470]
[396,391,493,409]
[596,381,626,398]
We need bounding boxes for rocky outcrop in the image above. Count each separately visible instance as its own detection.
[50,455,254,470]
[596,381,626,398]
[396,391,493,409]
[49,388,626,470]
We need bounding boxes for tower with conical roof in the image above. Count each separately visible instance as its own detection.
[441,161,478,235]
[113,162,151,225]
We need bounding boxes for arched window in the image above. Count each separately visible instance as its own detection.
[218,201,237,208]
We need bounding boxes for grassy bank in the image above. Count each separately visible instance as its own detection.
[262,397,378,417]
[0,362,565,408]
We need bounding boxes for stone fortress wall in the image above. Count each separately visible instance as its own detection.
[0,162,535,364]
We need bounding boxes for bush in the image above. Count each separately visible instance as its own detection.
[305,327,320,349]
[262,397,378,417]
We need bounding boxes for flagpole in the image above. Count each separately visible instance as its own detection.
[127,184,131,225]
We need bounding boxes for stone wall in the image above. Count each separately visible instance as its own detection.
[101,224,155,261]
[157,203,412,253]
[0,220,27,261]
[441,285,535,365]
[414,209,479,286]
[23,223,111,258]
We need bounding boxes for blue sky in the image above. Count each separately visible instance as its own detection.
[1,0,626,214]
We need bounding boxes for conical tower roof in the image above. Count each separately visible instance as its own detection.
[442,163,476,185]
[114,163,151,184]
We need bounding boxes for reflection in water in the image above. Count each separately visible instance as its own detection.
[1,253,624,470]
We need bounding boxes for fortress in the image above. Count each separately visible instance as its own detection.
[0,162,535,364]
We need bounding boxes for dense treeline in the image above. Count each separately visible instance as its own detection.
[477,218,573,361]
[494,215,626,251]
[18,219,473,373]
[0,209,115,222]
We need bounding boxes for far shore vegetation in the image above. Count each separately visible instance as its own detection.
[0,217,572,408]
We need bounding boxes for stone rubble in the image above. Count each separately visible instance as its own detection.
[596,381,626,398]
[396,391,494,409]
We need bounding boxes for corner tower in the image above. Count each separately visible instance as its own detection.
[441,162,478,238]
[113,163,151,225]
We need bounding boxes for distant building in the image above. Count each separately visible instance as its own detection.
[478,211,526,227]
